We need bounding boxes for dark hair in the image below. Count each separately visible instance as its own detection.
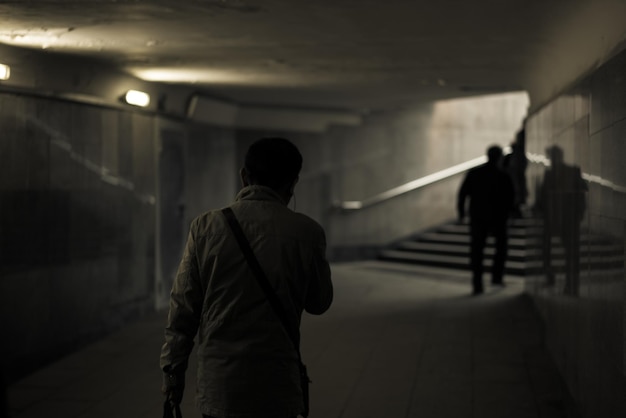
[244,137,303,189]
[487,145,503,163]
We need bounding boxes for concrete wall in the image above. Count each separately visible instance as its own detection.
[525,48,626,418]
[311,94,528,259]
[0,91,240,382]
[0,93,158,381]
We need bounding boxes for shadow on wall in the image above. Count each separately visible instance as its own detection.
[534,145,588,296]
[529,144,625,298]
[537,145,588,296]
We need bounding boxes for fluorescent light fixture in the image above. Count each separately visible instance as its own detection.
[0,64,10,80]
[124,90,150,107]
[128,66,302,85]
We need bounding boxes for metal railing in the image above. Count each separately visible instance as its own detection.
[526,152,626,193]
[333,149,626,212]
[333,154,489,211]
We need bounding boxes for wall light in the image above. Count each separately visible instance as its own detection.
[124,89,150,107]
[0,64,10,81]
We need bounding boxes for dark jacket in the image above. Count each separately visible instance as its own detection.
[458,163,515,224]
[160,185,333,418]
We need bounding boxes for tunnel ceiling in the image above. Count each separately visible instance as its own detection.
[1,0,626,112]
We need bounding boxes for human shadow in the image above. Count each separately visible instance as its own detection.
[535,146,587,296]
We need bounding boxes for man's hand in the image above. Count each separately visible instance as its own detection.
[162,372,185,405]
[162,385,184,405]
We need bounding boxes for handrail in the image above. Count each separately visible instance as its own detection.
[333,149,626,212]
[526,151,626,193]
[333,154,488,211]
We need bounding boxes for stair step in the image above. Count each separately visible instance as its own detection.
[437,223,532,239]
[378,250,531,275]
[394,241,536,261]
[402,237,621,256]
[378,216,624,276]
[418,232,528,248]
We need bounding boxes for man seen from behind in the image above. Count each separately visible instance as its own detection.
[458,145,515,295]
[160,137,333,418]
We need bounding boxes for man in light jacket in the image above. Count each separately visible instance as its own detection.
[160,137,333,418]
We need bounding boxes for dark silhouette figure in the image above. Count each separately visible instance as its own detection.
[160,137,333,418]
[503,128,528,218]
[535,145,587,296]
[458,145,515,295]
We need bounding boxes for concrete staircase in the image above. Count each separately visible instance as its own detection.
[378,217,542,276]
[378,216,624,277]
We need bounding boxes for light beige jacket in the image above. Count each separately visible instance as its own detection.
[160,185,333,418]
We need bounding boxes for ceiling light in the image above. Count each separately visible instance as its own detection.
[0,64,10,81]
[124,90,150,107]
[128,67,294,85]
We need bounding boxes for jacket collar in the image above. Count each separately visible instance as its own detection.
[235,185,288,205]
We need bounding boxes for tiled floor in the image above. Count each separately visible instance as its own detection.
[7,261,579,418]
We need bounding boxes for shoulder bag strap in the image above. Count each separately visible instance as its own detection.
[221,207,301,357]
[221,207,311,418]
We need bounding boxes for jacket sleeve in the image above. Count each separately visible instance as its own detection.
[160,219,204,385]
[304,226,333,315]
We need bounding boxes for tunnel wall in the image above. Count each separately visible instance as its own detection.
[0,93,158,381]
[0,91,239,382]
[525,48,626,417]
[323,95,528,259]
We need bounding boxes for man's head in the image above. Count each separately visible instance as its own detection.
[241,137,303,197]
[486,145,503,165]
